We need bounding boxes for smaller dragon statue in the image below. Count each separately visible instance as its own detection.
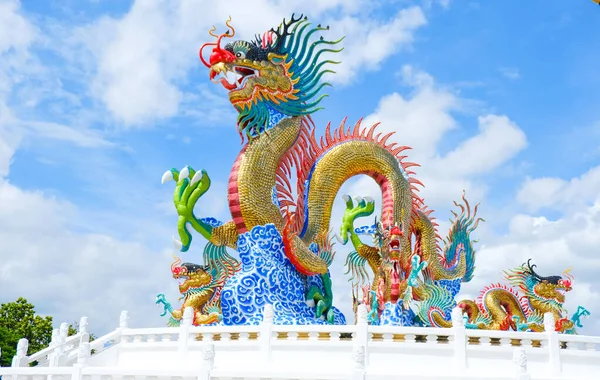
[343,191,482,324]
[156,240,240,326]
[451,260,581,333]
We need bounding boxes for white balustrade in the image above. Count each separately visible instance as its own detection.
[1,305,599,380]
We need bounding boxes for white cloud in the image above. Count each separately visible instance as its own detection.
[360,64,527,208]
[70,0,428,126]
[499,67,521,80]
[438,115,527,177]
[0,0,35,54]
[0,177,175,333]
[517,166,600,212]
[329,7,427,84]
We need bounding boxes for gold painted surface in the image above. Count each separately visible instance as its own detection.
[303,140,412,255]
[210,221,238,248]
[236,117,302,231]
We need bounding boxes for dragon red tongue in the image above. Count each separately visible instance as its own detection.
[219,77,237,91]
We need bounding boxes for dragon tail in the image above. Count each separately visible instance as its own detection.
[415,283,455,328]
[444,191,483,282]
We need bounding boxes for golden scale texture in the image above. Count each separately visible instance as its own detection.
[236,117,301,230]
[210,221,238,249]
[303,140,412,245]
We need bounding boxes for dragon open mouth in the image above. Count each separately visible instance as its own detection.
[210,65,258,91]
[389,238,400,252]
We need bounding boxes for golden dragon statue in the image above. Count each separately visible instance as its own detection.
[155,14,588,331]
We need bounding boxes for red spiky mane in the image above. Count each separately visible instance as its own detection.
[275,116,439,239]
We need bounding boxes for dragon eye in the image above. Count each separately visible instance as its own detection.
[235,51,246,59]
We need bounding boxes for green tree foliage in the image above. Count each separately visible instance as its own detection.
[0,298,96,367]
[0,298,53,366]
[0,325,19,367]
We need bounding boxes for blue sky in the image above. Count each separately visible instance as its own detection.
[1,0,600,336]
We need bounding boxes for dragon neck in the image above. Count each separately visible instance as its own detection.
[228,116,303,234]
[529,295,564,318]
[236,103,295,141]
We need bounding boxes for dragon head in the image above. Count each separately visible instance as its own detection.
[506,259,574,313]
[171,255,213,294]
[199,15,343,140]
[374,222,404,262]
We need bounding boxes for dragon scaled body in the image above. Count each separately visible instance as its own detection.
[155,14,588,331]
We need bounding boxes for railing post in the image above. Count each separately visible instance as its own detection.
[513,347,531,380]
[48,324,68,367]
[178,307,194,366]
[78,317,90,347]
[11,338,28,367]
[71,341,91,380]
[197,342,215,380]
[351,344,365,380]
[544,313,561,375]
[50,328,59,347]
[260,304,274,364]
[451,307,467,372]
[119,311,129,328]
[117,310,129,343]
[75,342,91,367]
[352,304,368,380]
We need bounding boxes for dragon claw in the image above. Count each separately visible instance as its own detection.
[190,170,204,186]
[179,166,190,180]
[363,196,374,204]
[172,235,183,251]
[161,170,174,184]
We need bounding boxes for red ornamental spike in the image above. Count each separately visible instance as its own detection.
[336,123,344,141]
[402,161,420,169]
[392,146,411,155]
[352,119,362,137]
[366,123,379,140]
[325,121,334,146]
[379,131,395,147]
[339,116,348,131]
[408,178,425,187]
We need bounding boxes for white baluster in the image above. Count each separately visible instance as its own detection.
[78,317,89,335]
[513,347,531,380]
[544,313,561,375]
[12,338,29,367]
[118,310,130,343]
[351,344,366,380]
[260,304,274,363]
[451,306,467,372]
[119,310,129,328]
[355,304,369,366]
